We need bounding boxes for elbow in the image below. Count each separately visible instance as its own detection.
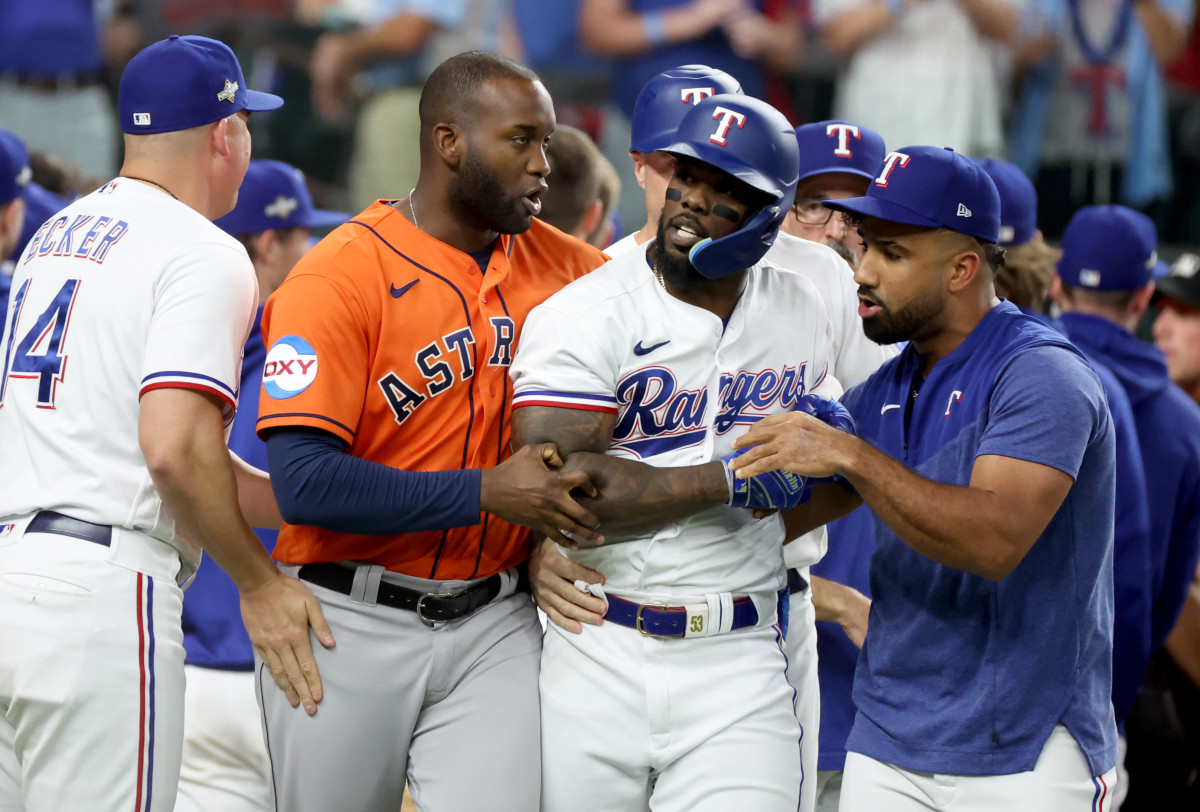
[974,542,1027,582]
[821,29,857,59]
[142,437,195,490]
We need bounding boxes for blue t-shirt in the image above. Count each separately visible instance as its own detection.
[841,301,1118,777]
[181,308,278,671]
[810,504,875,772]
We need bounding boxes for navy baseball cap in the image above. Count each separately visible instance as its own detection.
[975,159,1037,247]
[0,129,32,206]
[823,145,1001,244]
[630,64,743,153]
[1155,255,1200,308]
[794,120,886,183]
[1057,205,1169,291]
[214,160,349,236]
[118,35,283,135]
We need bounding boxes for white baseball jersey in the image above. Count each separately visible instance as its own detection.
[0,179,257,578]
[511,246,836,601]
[603,230,645,258]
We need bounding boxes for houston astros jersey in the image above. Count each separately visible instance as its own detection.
[841,301,1118,777]
[510,245,836,600]
[257,202,607,580]
[0,179,258,577]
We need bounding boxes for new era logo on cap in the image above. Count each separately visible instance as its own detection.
[957,203,972,218]
[133,113,151,126]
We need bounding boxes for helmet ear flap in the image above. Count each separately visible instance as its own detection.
[689,202,789,279]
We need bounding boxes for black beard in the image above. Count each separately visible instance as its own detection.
[861,285,944,345]
[653,216,708,292]
[447,149,532,235]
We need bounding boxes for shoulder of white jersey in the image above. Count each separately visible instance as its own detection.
[766,232,852,278]
[535,246,657,316]
[604,231,650,258]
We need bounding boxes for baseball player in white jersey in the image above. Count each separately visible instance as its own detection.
[0,36,331,812]
[511,95,853,811]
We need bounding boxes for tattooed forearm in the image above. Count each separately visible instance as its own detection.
[511,406,730,544]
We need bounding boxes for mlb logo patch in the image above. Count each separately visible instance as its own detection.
[0,523,15,539]
[133,113,152,126]
[1080,269,1103,287]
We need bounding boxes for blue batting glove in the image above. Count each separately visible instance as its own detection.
[796,394,856,435]
[723,448,813,510]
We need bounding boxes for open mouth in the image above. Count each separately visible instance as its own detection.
[666,215,707,249]
[523,186,545,216]
[857,289,883,319]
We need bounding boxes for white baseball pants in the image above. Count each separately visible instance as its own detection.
[839,725,1119,811]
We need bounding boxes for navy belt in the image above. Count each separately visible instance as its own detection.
[298,562,521,624]
[604,595,758,638]
[27,511,112,546]
[788,568,809,595]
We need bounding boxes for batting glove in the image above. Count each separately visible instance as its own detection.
[722,448,812,510]
[795,394,857,435]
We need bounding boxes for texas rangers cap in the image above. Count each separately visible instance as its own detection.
[975,159,1037,247]
[630,64,743,153]
[794,120,886,183]
[0,128,32,206]
[823,145,1001,244]
[1057,205,1169,291]
[1155,254,1200,308]
[215,160,349,236]
[118,35,283,135]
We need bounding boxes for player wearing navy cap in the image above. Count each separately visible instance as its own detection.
[731,145,1121,810]
[1050,207,1200,732]
[177,160,347,812]
[0,35,331,812]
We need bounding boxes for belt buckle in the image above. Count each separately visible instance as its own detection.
[415,590,465,626]
[635,604,673,638]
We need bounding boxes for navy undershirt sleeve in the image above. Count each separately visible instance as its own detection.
[265,427,482,535]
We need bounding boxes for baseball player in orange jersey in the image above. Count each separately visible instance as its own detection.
[255,51,608,812]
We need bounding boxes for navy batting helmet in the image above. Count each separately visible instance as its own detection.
[630,65,744,154]
[663,94,800,279]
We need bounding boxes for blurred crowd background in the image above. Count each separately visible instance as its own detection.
[2,0,1197,254]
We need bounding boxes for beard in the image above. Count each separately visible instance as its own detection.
[861,284,945,346]
[652,215,709,292]
[826,238,858,269]
[447,150,532,235]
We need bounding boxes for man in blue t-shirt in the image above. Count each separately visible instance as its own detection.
[730,145,1119,809]
[176,160,347,812]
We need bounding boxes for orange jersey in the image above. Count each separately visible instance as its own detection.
[257,201,607,579]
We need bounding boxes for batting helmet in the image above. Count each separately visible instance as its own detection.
[629,64,744,154]
[663,94,800,279]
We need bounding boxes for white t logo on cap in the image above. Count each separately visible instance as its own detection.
[708,107,747,146]
[826,123,860,157]
[680,87,716,105]
[875,151,911,187]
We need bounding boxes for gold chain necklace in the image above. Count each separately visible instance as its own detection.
[651,257,666,289]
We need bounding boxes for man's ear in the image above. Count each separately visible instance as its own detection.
[251,230,277,263]
[1130,280,1156,319]
[1048,274,1069,309]
[578,198,604,242]
[630,151,648,192]
[212,117,232,158]
[432,123,463,169]
[946,246,983,294]
[1,197,26,256]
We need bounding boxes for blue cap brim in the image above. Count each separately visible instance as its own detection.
[822,195,943,230]
[1152,258,1171,279]
[243,89,284,113]
[798,166,875,184]
[297,208,351,230]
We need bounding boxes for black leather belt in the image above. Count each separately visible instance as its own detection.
[297,562,518,624]
[27,511,112,546]
[788,568,809,595]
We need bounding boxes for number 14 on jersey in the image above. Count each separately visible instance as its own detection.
[0,278,82,409]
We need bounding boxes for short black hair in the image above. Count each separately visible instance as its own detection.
[419,51,541,139]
